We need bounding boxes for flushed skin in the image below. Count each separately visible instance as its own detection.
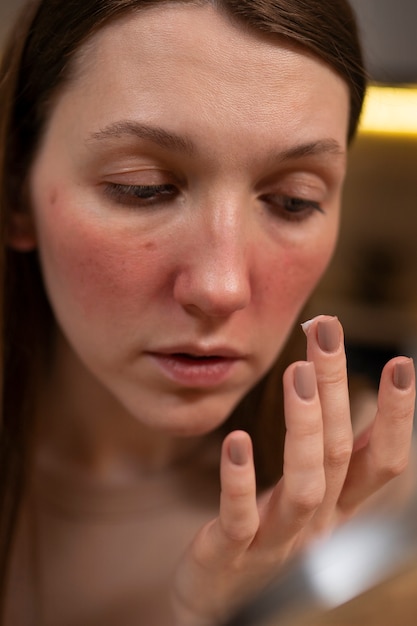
[1,2,415,625]
[27,5,347,436]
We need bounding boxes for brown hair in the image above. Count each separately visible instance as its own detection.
[0,0,366,611]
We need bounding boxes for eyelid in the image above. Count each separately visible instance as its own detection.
[259,156,345,187]
[257,168,330,197]
[102,182,179,208]
[100,167,178,185]
[260,193,324,218]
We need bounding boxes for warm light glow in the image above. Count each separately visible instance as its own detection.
[359,85,417,136]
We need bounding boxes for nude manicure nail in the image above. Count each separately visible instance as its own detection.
[317,317,340,353]
[393,359,414,390]
[229,438,248,465]
[294,362,316,400]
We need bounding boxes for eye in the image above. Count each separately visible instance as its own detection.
[261,193,324,222]
[103,183,179,208]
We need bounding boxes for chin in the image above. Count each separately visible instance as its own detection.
[125,386,247,438]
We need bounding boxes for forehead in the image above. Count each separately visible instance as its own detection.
[45,3,350,157]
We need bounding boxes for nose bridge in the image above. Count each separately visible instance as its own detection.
[207,201,249,289]
[174,194,252,317]
[207,197,245,261]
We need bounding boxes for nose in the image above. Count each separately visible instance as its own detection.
[173,202,252,318]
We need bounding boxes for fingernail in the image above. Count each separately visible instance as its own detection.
[229,437,249,465]
[317,317,340,353]
[294,362,316,400]
[393,359,414,390]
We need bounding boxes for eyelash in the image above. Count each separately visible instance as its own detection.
[104,183,179,207]
[103,183,323,222]
[261,194,324,222]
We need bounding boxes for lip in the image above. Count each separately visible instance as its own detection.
[146,345,246,388]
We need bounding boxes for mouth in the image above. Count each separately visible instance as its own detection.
[146,348,244,388]
[170,352,232,362]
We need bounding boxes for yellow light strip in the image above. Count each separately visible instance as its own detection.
[359,85,417,137]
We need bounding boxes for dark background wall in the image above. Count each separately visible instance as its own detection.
[349,0,417,83]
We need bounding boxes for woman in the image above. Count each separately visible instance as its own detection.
[0,0,414,624]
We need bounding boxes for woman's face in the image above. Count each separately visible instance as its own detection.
[26,4,349,436]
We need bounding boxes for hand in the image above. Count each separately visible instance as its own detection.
[171,315,415,625]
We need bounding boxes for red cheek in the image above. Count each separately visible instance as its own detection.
[39,198,163,322]
[260,242,334,316]
[62,236,157,318]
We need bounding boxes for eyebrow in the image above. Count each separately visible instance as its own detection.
[278,139,346,161]
[87,120,345,162]
[88,120,195,155]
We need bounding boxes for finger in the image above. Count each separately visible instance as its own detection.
[339,357,415,513]
[260,361,325,546]
[303,316,353,527]
[171,433,259,624]
[219,431,259,545]
[197,431,259,564]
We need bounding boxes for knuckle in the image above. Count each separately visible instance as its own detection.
[386,405,413,425]
[289,421,322,439]
[221,518,258,544]
[289,483,324,517]
[224,482,255,502]
[373,455,409,481]
[384,458,409,480]
[316,368,347,388]
[226,480,253,502]
[325,440,353,469]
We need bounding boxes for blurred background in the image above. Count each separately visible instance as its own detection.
[2,1,417,625]
[313,0,417,383]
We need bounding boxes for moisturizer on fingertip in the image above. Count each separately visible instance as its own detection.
[301,317,317,334]
[301,315,338,335]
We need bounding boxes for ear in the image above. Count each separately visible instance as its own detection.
[7,211,37,252]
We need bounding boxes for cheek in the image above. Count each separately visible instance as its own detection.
[260,233,337,322]
[35,195,165,323]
